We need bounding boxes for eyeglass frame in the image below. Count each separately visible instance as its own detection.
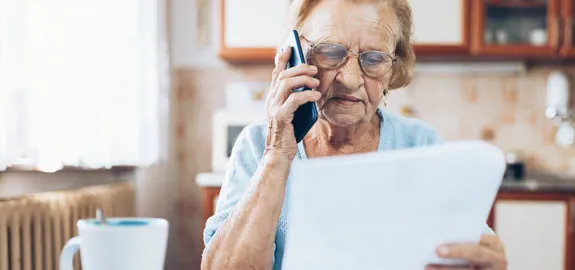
[299,35,398,78]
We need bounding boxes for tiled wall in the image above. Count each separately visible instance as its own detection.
[176,65,575,175]
[174,64,575,268]
[388,68,575,174]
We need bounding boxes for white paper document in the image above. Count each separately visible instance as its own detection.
[282,140,505,270]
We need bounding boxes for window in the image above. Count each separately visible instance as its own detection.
[0,0,169,172]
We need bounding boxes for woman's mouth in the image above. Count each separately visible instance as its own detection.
[331,95,362,106]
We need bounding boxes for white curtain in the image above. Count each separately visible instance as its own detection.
[0,0,169,172]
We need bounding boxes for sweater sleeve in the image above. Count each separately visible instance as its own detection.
[201,123,278,259]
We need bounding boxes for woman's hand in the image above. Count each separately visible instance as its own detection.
[426,234,507,270]
[264,46,321,160]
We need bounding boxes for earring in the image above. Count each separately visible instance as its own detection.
[383,88,389,107]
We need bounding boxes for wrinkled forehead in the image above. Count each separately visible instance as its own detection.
[299,1,399,52]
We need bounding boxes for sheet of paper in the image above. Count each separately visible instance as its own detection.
[282,140,504,270]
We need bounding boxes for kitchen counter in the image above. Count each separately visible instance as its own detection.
[196,172,225,187]
[197,172,575,193]
[500,179,575,193]
[500,173,575,194]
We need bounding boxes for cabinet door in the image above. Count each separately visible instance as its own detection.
[202,187,222,226]
[471,0,561,57]
[219,0,290,62]
[410,0,470,54]
[494,199,568,270]
[560,0,575,57]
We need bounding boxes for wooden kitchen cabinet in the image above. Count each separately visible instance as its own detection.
[201,187,221,225]
[218,0,472,63]
[489,192,575,270]
[560,0,575,57]
[471,0,561,57]
[218,0,575,62]
[410,0,470,54]
[218,0,290,63]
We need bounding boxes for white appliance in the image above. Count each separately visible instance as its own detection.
[211,108,266,172]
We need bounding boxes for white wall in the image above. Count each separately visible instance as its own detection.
[170,0,225,68]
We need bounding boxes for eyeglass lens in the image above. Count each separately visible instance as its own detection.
[310,43,394,77]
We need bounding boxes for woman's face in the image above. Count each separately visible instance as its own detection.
[300,1,397,126]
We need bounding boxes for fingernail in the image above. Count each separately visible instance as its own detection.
[311,66,318,72]
[438,245,450,256]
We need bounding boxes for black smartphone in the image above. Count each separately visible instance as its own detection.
[284,29,318,143]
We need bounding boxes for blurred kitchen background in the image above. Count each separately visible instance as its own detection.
[2,0,575,269]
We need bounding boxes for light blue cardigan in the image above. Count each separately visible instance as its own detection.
[203,108,494,269]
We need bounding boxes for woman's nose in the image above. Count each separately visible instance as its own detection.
[334,58,364,91]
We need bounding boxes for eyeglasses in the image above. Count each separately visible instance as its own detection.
[301,36,397,78]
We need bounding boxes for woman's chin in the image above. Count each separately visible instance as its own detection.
[320,110,364,127]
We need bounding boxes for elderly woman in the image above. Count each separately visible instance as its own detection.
[201,0,507,269]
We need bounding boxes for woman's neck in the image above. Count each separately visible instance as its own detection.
[304,112,381,157]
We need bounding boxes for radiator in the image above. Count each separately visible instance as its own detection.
[0,182,135,270]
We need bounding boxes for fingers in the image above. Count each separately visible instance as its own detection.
[264,47,319,158]
[273,75,320,105]
[480,234,505,253]
[268,47,291,104]
[268,48,291,104]
[277,90,321,118]
[272,47,291,84]
[436,243,506,267]
[270,65,319,105]
[269,46,318,105]
[279,63,318,81]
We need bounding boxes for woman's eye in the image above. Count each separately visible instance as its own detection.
[316,44,346,59]
[362,53,384,65]
[321,50,345,59]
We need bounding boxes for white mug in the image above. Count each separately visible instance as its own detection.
[59,218,169,270]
